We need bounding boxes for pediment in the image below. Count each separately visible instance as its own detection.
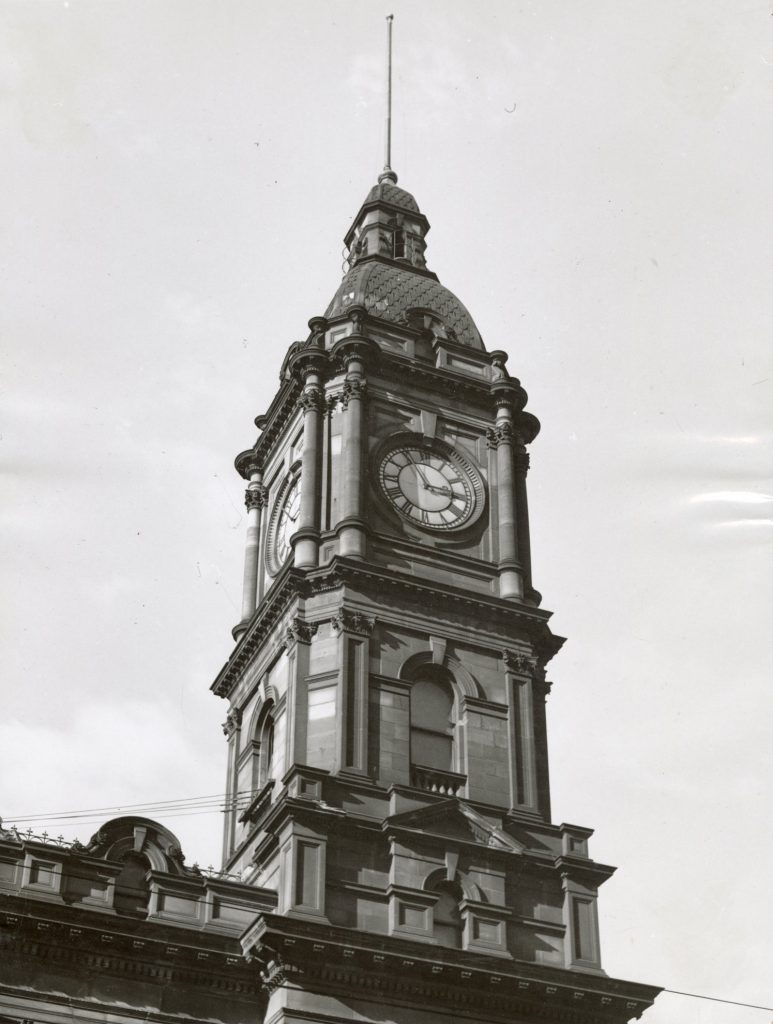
[385,800,524,853]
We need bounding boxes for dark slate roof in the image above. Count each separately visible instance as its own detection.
[363,182,421,213]
[325,261,485,351]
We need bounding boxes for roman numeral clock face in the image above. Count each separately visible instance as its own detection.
[265,472,300,576]
[376,438,485,531]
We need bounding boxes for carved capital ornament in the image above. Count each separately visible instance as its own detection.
[341,377,368,408]
[502,649,536,675]
[283,617,318,648]
[244,485,267,511]
[298,388,325,414]
[331,610,376,637]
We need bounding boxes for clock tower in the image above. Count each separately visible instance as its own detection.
[212,166,660,1024]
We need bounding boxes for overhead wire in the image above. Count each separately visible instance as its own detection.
[4,790,255,826]
[6,798,773,1012]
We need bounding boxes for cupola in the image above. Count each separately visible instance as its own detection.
[343,170,430,272]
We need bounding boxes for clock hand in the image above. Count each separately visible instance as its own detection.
[414,464,431,488]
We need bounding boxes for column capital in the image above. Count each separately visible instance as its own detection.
[331,609,375,637]
[341,377,368,408]
[502,649,537,676]
[221,707,243,738]
[298,387,325,414]
[486,421,514,449]
[244,484,268,511]
[283,617,318,648]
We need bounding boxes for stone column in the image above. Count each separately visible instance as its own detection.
[239,468,265,625]
[294,382,324,569]
[487,394,524,600]
[335,325,374,560]
[289,319,328,570]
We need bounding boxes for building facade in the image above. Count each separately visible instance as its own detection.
[0,168,660,1024]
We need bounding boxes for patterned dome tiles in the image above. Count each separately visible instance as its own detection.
[325,261,484,351]
[364,183,421,213]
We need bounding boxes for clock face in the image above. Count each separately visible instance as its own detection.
[376,439,484,531]
[266,473,301,576]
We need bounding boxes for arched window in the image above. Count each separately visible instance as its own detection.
[410,670,455,772]
[432,880,463,948]
[255,703,286,788]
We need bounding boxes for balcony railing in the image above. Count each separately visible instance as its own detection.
[411,765,467,797]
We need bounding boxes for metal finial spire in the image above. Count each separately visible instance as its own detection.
[379,15,398,184]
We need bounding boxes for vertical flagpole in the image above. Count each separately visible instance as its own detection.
[381,15,396,182]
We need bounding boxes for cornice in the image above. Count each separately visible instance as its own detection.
[212,557,564,700]
[235,377,303,480]
[0,903,257,994]
[377,351,495,404]
[211,566,300,697]
[241,914,661,1024]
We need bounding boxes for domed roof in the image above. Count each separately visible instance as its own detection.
[325,260,485,350]
[363,181,420,213]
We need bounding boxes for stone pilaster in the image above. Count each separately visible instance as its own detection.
[220,706,243,866]
[331,608,375,773]
[502,650,540,816]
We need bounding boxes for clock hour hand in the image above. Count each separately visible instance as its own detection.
[424,482,452,497]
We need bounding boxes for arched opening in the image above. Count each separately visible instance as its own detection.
[114,852,151,917]
[431,880,464,948]
[410,668,455,772]
[255,702,285,788]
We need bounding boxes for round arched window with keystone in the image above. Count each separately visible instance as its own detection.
[375,433,485,532]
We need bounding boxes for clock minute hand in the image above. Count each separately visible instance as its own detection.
[413,463,431,488]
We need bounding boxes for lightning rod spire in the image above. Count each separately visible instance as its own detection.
[380,14,397,184]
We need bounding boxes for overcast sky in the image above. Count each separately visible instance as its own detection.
[2,2,772,1021]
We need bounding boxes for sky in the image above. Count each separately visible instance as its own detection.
[1,2,772,1021]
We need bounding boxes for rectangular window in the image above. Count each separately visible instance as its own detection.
[271,710,286,782]
[306,685,337,768]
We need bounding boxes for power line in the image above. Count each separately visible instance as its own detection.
[0,840,769,1014]
[5,790,252,822]
[4,790,254,825]
[663,988,773,1012]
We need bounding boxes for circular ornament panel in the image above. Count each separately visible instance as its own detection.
[374,433,485,532]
